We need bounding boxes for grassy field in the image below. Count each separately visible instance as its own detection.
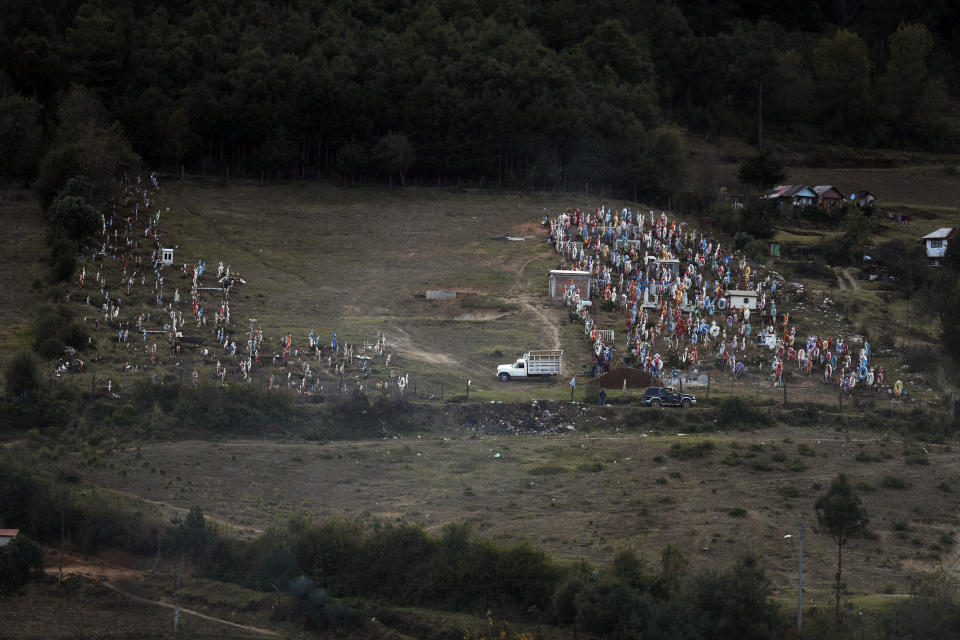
[4,144,960,635]
[160,180,606,380]
[62,414,960,607]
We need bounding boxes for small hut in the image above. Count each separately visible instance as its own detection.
[725,289,759,311]
[549,270,592,299]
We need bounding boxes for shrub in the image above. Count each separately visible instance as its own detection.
[903,441,931,465]
[46,195,100,244]
[529,465,568,476]
[0,535,43,594]
[729,508,747,518]
[667,441,716,459]
[715,397,771,429]
[881,475,909,489]
[778,486,801,499]
[902,344,941,377]
[5,352,41,401]
[578,462,604,473]
[48,242,77,282]
[721,452,743,466]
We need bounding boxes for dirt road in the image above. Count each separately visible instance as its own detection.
[836,267,860,290]
[51,553,279,637]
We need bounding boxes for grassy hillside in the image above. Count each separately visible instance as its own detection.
[3,149,960,636]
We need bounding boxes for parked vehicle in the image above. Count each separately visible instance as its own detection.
[497,350,563,381]
[641,386,696,408]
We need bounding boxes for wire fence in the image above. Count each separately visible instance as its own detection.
[44,361,931,415]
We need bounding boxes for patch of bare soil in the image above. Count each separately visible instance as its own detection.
[388,327,460,368]
[46,552,279,637]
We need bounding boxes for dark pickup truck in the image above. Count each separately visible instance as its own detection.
[641,387,696,408]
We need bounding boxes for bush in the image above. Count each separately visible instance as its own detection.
[715,397,771,429]
[881,475,909,489]
[732,231,753,251]
[667,441,716,459]
[36,337,65,359]
[5,351,41,401]
[48,240,78,283]
[902,344,941,376]
[60,323,89,351]
[46,195,100,245]
[0,535,43,594]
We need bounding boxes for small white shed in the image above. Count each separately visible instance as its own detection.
[549,270,592,299]
[161,248,174,267]
[725,289,759,311]
[920,228,955,265]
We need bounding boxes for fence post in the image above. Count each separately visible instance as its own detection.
[783,383,787,406]
[706,374,710,400]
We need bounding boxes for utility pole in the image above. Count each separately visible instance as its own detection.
[757,82,764,153]
[797,523,804,634]
[785,524,804,635]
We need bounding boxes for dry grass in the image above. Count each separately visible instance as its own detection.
[70,422,960,607]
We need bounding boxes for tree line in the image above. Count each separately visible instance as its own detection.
[0,0,957,200]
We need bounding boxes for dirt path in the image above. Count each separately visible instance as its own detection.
[843,268,861,290]
[514,251,563,352]
[52,553,279,637]
[520,300,562,351]
[99,486,264,534]
[389,327,460,368]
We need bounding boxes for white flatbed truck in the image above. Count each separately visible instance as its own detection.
[497,350,564,382]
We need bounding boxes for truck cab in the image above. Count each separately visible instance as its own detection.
[497,359,526,381]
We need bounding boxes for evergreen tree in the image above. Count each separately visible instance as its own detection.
[815,474,869,628]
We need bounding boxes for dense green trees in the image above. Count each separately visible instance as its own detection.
[0,1,955,197]
[164,505,219,575]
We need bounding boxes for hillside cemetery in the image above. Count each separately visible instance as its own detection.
[54,174,404,402]
[48,172,915,408]
[547,206,904,398]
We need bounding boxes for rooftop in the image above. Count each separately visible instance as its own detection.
[920,227,955,241]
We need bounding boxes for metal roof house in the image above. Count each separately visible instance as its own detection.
[919,228,955,266]
[0,529,19,546]
[764,185,818,207]
[813,185,845,209]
